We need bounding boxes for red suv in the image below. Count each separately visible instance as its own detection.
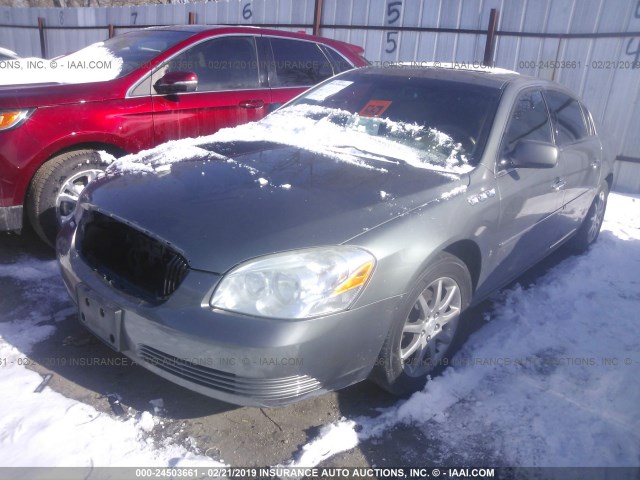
[0,26,367,245]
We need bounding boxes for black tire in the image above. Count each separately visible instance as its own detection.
[371,252,472,396]
[26,149,108,247]
[567,180,609,254]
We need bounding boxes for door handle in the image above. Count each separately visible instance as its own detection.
[239,99,265,109]
[590,160,600,169]
[551,179,567,191]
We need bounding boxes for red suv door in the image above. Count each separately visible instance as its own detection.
[265,36,345,108]
[150,35,271,143]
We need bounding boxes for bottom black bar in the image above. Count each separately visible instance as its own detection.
[0,467,638,480]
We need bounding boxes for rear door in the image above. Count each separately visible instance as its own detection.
[151,35,271,143]
[265,36,339,109]
[544,90,602,238]
[494,88,565,278]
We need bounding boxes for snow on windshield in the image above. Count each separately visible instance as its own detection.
[211,104,472,174]
[108,104,473,177]
[0,43,123,86]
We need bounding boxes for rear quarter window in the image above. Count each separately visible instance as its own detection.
[321,46,355,73]
[268,37,334,87]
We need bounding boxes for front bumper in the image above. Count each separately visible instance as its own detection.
[0,205,22,231]
[57,223,399,407]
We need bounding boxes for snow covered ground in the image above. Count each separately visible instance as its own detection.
[0,193,638,468]
[0,261,222,467]
[291,193,640,468]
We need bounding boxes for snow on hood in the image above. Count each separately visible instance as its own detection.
[104,139,225,177]
[107,105,472,177]
[0,43,123,86]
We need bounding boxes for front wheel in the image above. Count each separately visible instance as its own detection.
[27,150,108,247]
[371,252,472,395]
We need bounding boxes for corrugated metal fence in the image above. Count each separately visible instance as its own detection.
[1,0,639,191]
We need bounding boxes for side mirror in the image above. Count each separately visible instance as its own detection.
[507,140,558,169]
[154,71,198,95]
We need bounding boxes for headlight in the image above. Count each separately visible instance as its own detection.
[210,246,376,319]
[0,109,33,131]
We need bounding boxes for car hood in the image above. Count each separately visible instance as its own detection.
[82,142,469,273]
[0,80,125,109]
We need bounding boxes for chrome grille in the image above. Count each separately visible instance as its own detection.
[77,211,189,302]
[163,254,189,297]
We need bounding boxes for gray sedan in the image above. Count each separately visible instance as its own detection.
[57,66,613,406]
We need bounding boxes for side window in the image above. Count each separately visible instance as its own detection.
[166,36,259,92]
[269,38,334,87]
[503,89,553,154]
[544,90,589,146]
[321,46,354,73]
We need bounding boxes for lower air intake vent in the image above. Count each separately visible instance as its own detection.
[78,211,188,302]
[138,345,322,401]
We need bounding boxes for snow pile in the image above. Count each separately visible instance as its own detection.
[290,420,360,467]
[0,43,123,86]
[440,185,468,200]
[0,258,223,467]
[289,193,640,467]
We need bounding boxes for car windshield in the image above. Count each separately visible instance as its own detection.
[284,70,502,170]
[87,29,195,78]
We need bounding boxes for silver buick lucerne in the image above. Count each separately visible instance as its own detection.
[57,66,614,406]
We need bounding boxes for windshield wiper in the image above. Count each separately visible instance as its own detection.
[328,145,403,164]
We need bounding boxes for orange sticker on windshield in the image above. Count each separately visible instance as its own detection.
[359,100,392,118]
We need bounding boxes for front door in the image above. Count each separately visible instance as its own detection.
[493,89,565,280]
[151,35,271,144]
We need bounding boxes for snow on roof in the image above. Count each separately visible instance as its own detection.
[0,46,19,59]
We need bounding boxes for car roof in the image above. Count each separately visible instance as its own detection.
[355,65,564,92]
[0,46,19,58]
[144,25,258,33]
[142,24,335,41]
[136,25,364,55]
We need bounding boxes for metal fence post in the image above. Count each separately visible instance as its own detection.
[313,0,324,36]
[483,8,499,67]
[37,17,47,59]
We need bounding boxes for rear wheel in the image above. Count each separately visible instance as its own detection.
[27,150,108,247]
[371,252,472,395]
[568,180,609,254]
